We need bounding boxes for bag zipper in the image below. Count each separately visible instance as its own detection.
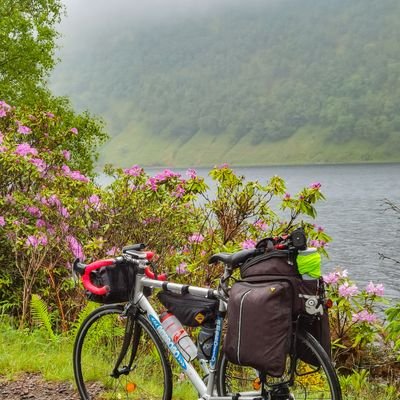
[237,289,252,364]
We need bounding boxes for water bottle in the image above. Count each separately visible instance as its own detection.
[197,322,215,360]
[160,311,197,361]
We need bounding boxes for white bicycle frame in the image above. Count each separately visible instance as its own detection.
[132,265,260,400]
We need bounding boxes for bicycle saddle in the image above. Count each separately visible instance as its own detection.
[208,248,261,268]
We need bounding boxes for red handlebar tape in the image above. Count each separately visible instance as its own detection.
[81,259,115,295]
[81,257,167,296]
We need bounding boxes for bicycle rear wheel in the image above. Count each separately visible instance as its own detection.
[73,304,172,400]
[217,331,342,400]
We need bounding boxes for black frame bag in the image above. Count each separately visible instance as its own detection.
[87,260,137,304]
[157,291,218,327]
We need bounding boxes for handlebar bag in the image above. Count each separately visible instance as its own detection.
[87,260,137,304]
[223,280,293,377]
[157,291,218,327]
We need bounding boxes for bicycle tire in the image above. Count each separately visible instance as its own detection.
[73,304,172,400]
[217,331,342,400]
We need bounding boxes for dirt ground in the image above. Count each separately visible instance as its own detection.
[0,373,80,400]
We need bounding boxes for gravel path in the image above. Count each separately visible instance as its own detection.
[0,373,80,400]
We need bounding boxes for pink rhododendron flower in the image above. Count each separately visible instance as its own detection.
[352,310,378,324]
[69,170,89,182]
[15,143,38,157]
[88,194,100,205]
[186,168,197,179]
[172,185,185,198]
[152,169,181,182]
[58,206,70,219]
[17,124,32,134]
[26,235,39,248]
[284,193,291,200]
[338,281,359,298]
[62,150,71,161]
[67,235,84,259]
[46,112,55,119]
[366,281,385,296]
[217,163,229,169]
[254,220,268,231]
[0,101,11,117]
[123,165,142,177]
[48,194,61,207]
[62,165,71,174]
[39,234,48,246]
[323,271,340,285]
[176,262,188,274]
[26,206,42,217]
[61,165,89,183]
[188,233,204,243]
[0,145,6,153]
[36,219,46,228]
[70,127,78,135]
[0,216,5,227]
[310,239,326,248]
[241,239,256,249]
[0,132,3,144]
[29,158,47,173]
[309,182,322,190]
[146,177,158,191]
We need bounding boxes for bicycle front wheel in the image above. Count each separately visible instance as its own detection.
[217,331,342,400]
[73,304,172,400]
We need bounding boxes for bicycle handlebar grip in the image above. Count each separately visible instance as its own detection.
[81,259,115,295]
[145,267,167,281]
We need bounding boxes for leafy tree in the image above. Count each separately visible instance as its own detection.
[0,0,63,104]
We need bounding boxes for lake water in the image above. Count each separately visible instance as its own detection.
[99,163,400,300]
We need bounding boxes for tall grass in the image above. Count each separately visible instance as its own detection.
[0,321,74,381]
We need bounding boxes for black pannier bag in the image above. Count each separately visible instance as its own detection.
[223,250,331,376]
[87,260,137,304]
[223,281,293,377]
[157,291,218,327]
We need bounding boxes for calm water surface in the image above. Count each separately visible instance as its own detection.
[100,164,400,300]
[234,164,400,301]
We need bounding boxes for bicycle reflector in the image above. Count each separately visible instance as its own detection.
[253,377,261,391]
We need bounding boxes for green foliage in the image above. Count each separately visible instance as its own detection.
[324,268,400,382]
[385,303,400,359]
[30,294,56,340]
[0,0,64,104]
[52,0,400,166]
[339,370,399,400]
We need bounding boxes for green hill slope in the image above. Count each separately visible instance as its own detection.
[51,0,400,167]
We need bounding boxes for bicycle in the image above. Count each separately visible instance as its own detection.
[72,243,342,400]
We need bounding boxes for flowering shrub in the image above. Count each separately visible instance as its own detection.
[1,100,332,332]
[0,101,105,329]
[323,268,400,376]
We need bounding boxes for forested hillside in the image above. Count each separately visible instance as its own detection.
[51,0,400,167]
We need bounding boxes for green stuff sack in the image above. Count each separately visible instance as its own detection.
[296,248,321,278]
